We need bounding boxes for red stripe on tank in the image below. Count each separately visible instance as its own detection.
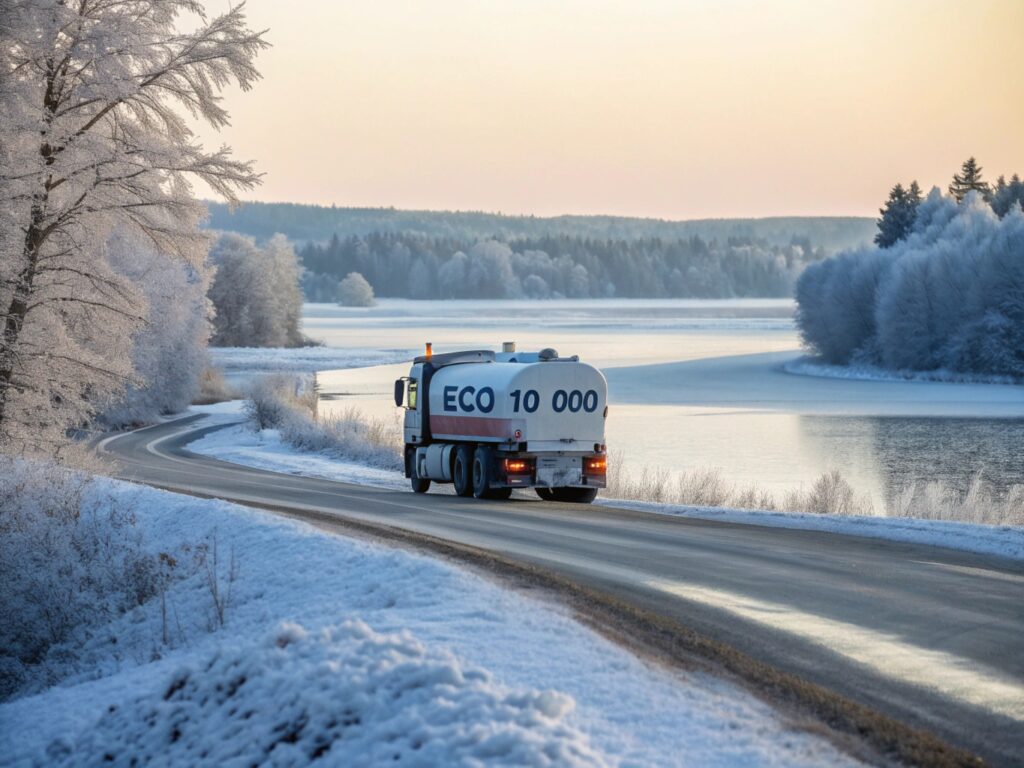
[430,415,519,439]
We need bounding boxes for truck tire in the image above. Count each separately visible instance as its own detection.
[410,466,430,494]
[406,447,430,493]
[473,446,506,499]
[536,487,598,504]
[453,444,474,497]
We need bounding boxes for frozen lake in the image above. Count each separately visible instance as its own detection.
[307,300,1024,511]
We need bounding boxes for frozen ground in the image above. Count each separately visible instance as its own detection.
[209,345,413,374]
[187,416,1024,561]
[0,479,857,767]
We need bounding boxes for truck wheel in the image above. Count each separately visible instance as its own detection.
[453,444,474,497]
[407,448,430,493]
[472,446,499,499]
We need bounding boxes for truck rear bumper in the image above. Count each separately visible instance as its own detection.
[498,453,606,489]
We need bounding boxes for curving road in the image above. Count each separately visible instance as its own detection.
[102,415,1024,766]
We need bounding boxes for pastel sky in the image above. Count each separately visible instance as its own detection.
[193,0,1023,218]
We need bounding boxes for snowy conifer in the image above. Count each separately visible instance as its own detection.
[948,157,991,202]
[874,182,922,247]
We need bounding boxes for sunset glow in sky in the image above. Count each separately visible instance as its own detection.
[196,0,1023,218]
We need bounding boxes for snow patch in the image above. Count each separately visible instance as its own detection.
[188,423,406,489]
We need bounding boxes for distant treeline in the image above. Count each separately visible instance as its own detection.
[298,233,825,300]
[207,201,874,253]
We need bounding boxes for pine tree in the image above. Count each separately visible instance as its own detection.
[875,182,921,247]
[908,180,923,205]
[949,157,991,202]
[991,173,1024,218]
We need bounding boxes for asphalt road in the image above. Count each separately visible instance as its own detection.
[102,415,1024,766]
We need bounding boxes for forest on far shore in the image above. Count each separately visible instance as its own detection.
[207,203,875,301]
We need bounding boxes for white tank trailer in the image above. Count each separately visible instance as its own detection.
[394,342,608,502]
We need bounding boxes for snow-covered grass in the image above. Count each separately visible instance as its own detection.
[0,477,857,767]
[595,498,1024,562]
[784,356,1021,386]
[192,366,240,405]
[246,374,402,471]
[208,345,412,374]
[0,461,169,700]
[606,458,1023,527]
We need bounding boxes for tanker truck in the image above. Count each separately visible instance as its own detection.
[394,342,608,502]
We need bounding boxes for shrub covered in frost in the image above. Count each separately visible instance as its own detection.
[337,271,376,307]
[246,375,401,470]
[48,620,606,767]
[0,461,160,699]
[605,457,1023,525]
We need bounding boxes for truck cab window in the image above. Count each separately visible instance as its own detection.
[408,379,418,410]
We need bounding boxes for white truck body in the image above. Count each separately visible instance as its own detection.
[394,345,608,502]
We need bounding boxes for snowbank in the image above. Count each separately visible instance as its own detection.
[0,481,855,767]
[208,346,412,373]
[51,621,602,767]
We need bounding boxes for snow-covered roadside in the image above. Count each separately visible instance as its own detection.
[594,498,1024,561]
[187,416,1024,562]
[0,480,856,767]
[784,356,1020,386]
[189,418,405,490]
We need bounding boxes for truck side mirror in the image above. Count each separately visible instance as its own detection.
[394,379,405,408]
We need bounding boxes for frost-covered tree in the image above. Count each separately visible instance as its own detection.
[874,181,922,247]
[338,272,375,307]
[948,157,990,202]
[263,234,304,346]
[796,188,1024,377]
[465,241,518,298]
[437,251,468,299]
[208,233,304,347]
[991,174,1024,218]
[0,1,266,453]
[99,230,213,426]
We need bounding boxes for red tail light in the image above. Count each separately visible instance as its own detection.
[583,456,607,475]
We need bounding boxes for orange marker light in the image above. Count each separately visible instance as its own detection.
[504,458,532,474]
[584,456,607,475]
[425,342,432,359]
